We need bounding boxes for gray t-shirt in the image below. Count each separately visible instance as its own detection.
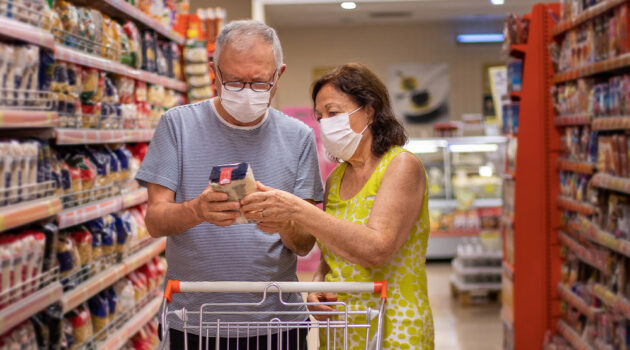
[136,98,324,335]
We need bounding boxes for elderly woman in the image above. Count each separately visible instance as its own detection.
[241,63,434,349]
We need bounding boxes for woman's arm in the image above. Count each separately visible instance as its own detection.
[242,152,426,267]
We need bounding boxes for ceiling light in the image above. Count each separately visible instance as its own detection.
[456,33,505,44]
[490,0,504,5]
[340,1,357,10]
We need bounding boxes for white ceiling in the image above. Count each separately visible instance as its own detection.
[262,0,541,27]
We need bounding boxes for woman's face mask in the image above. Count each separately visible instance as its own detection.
[319,106,369,161]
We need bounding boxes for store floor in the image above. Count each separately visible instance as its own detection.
[299,261,502,349]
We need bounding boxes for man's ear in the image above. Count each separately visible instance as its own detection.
[277,64,287,79]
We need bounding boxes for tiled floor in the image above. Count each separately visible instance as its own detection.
[427,262,502,350]
[299,262,503,349]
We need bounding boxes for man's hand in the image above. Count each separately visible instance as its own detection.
[190,185,242,227]
[306,292,338,320]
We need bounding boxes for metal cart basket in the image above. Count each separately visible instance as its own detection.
[159,280,388,350]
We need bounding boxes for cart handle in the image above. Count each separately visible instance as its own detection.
[163,280,387,303]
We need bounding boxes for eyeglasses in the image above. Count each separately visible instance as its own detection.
[217,67,277,92]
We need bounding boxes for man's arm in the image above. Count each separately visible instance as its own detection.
[145,183,243,237]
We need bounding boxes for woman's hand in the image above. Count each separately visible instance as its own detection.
[306,292,338,321]
[241,182,301,225]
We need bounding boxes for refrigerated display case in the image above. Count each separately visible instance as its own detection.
[405,136,507,258]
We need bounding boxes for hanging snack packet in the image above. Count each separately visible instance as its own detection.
[208,162,257,224]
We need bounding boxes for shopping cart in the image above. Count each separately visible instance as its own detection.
[159,280,388,350]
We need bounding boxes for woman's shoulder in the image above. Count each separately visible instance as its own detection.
[381,147,426,183]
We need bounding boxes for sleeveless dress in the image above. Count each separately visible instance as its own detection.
[318,146,434,349]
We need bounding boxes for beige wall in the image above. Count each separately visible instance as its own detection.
[189,0,251,22]
[274,21,503,137]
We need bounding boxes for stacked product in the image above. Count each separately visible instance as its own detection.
[450,237,503,305]
[121,316,160,350]
[184,41,213,103]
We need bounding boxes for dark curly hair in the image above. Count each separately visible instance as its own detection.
[312,63,407,156]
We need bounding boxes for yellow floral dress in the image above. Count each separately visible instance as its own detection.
[318,146,434,349]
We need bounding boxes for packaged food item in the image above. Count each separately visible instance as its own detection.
[209,162,257,224]
[88,293,109,334]
[187,73,211,87]
[104,146,121,187]
[77,8,96,53]
[184,43,207,63]
[123,21,142,69]
[114,146,132,183]
[104,287,118,323]
[141,31,157,72]
[67,307,93,345]
[156,42,168,76]
[188,86,213,102]
[169,42,182,80]
[41,223,59,273]
[55,1,80,47]
[113,278,135,311]
[90,228,102,265]
[100,224,116,257]
[90,9,104,46]
[70,229,93,266]
[101,15,119,60]
[56,236,80,279]
[185,63,209,76]
[135,80,147,102]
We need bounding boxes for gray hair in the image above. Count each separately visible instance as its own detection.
[214,20,283,70]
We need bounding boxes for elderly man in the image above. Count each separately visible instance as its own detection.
[136,20,323,349]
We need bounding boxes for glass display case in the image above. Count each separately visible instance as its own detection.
[404,136,507,258]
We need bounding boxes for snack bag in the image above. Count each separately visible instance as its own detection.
[208,163,257,225]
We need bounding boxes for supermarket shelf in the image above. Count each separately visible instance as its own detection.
[0,281,62,335]
[593,283,630,319]
[510,44,527,56]
[552,0,627,36]
[61,237,166,313]
[55,45,187,92]
[557,196,596,215]
[82,0,185,45]
[558,231,610,275]
[431,230,481,238]
[569,217,630,258]
[57,196,123,229]
[557,320,594,350]
[557,159,596,175]
[0,16,55,50]
[452,258,502,275]
[456,250,503,261]
[57,188,148,229]
[449,275,501,292]
[592,173,630,195]
[122,188,148,209]
[428,198,502,209]
[592,116,630,131]
[554,52,630,84]
[97,295,161,350]
[554,113,592,126]
[55,128,155,145]
[557,283,600,319]
[0,197,62,232]
[0,110,57,128]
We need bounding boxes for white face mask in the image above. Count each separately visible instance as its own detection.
[220,88,270,123]
[320,106,369,161]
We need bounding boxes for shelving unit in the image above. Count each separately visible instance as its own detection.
[554,52,630,84]
[61,237,165,313]
[0,0,185,346]
[554,113,592,126]
[592,284,630,319]
[556,159,595,175]
[556,283,600,319]
[501,4,561,349]
[557,196,595,215]
[591,174,630,194]
[568,216,630,257]
[0,16,56,49]
[0,281,63,335]
[0,110,58,128]
[97,295,161,350]
[558,231,610,275]
[0,197,62,232]
[55,45,186,92]
[551,0,626,35]
[556,320,594,350]
[55,128,155,145]
[591,116,630,131]
[57,188,147,229]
